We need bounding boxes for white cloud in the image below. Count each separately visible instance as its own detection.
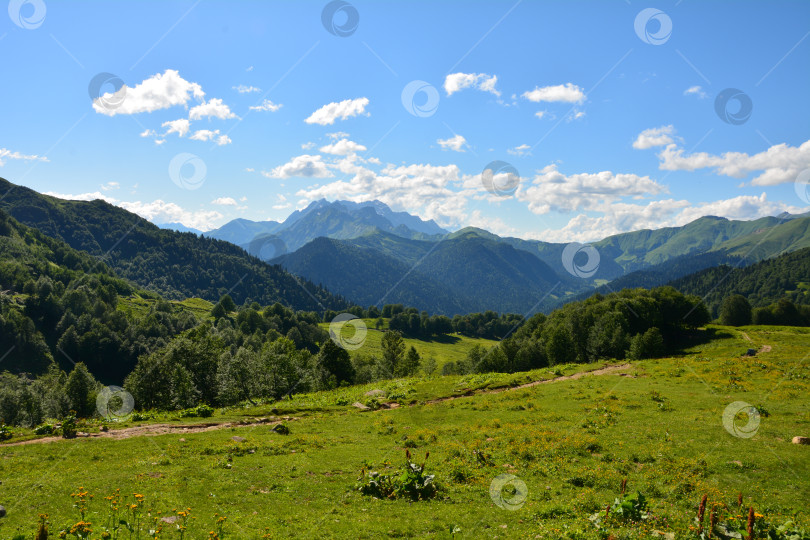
[444,73,500,97]
[44,191,116,203]
[507,144,531,157]
[319,139,367,156]
[437,134,467,152]
[92,69,204,117]
[186,130,232,146]
[301,142,316,150]
[657,138,810,186]
[633,125,675,150]
[233,85,261,93]
[189,98,237,120]
[684,85,707,99]
[212,197,238,206]
[305,97,369,125]
[0,147,49,166]
[526,194,806,243]
[249,99,282,112]
[326,131,350,140]
[262,154,333,179]
[522,83,585,103]
[518,164,666,215]
[162,119,191,138]
[119,199,223,230]
[101,181,119,191]
[139,129,156,138]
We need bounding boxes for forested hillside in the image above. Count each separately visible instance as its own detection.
[0,178,347,311]
[669,246,810,315]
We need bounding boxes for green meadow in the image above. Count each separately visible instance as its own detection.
[1,325,808,539]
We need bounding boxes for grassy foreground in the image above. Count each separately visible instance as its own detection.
[0,325,808,538]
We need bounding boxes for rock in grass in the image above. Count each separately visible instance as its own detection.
[272,423,290,435]
[0,505,5,518]
[792,436,810,445]
[364,389,386,398]
[352,402,371,411]
[231,436,246,443]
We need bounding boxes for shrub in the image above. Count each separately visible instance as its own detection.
[356,450,438,501]
[0,424,12,441]
[34,423,55,435]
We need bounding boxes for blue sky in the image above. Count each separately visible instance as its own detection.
[1,0,809,241]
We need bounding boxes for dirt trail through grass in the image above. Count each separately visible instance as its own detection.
[424,362,633,404]
[3,363,633,446]
[1,417,296,447]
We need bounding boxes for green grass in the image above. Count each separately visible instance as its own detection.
[320,319,500,369]
[1,325,809,538]
[118,294,214,318]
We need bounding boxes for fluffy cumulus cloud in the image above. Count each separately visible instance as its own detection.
[189,129,232,146]
[522,83,585,103]
[249,99,282,112]
[444,73,500,97]
[92,69,205,117]
[633,125,675,149]
[518,164,666,215]
[212,197,238,206]
[0,147,49,166]
[529,194,806,243]
[656,138,810,186]
[437,134,467,152]
[319,139,367,156]
[304,97,369,125]
[189,98,237,120]
[262,154,333,179]
[162,119,191,138]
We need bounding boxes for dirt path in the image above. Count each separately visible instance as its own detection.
[1,417,296,447]
[3,363,633,447]
[424,363,633,405]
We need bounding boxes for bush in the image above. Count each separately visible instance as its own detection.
[628,328,664,360]
[0,424,12,441]
[356,450,438,501]
[34,423,55,435]
[61,414,77,439]
[720,294,752,326]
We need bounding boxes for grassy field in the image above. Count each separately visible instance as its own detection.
[1,325,808,538]
[320,318,500,370]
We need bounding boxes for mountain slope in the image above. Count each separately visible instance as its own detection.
[0,178,347,311]
[210,199,447,258]
[668,246,810,314]
[204,218,280,245]
[278,229,581,314]
[274,237,470,314]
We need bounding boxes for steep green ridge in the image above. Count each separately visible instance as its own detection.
[274,237,470,314]
[279,229,581,315]
[0,178,347,311]
[668,246,810,314]
[0,208,198,382]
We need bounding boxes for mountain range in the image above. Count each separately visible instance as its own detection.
[204,197,809,314]
[3,176,809,316]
